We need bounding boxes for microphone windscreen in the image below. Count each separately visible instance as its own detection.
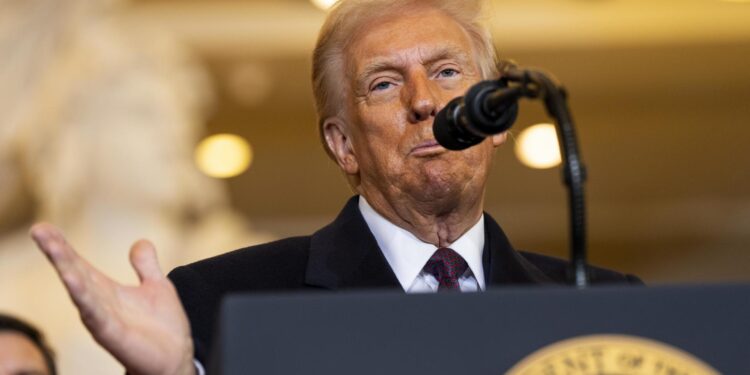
[433,97,484,151]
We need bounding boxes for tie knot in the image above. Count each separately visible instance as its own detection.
[424,247,468,291]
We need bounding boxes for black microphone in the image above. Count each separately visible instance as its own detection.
[433,79,521,150]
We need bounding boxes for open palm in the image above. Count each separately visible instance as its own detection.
[30,223,195,375]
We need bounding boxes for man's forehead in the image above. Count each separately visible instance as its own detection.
[357,45,473,76]
[351,9,469,52]
[345,11,476,76]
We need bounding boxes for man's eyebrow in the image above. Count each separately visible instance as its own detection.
[356,58,404,88]
[356,46,473,88]
[421,46,473,68]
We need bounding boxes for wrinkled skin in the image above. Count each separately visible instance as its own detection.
[29,224,196,375]
[324,7,506,247]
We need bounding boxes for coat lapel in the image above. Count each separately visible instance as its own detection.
[304,196,401,290]
[304,196,552,290]
[483,213,555,286]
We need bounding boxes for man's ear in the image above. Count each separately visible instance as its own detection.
[323,117,359,175]
[491,131,508,147]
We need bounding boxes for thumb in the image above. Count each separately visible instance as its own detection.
[129,239,164,283]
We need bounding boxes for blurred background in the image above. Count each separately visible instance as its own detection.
[1,0,748,373]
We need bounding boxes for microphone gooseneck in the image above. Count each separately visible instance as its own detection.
[433,63,591,288]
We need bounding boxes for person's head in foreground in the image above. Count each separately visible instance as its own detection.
[0,314,56,375]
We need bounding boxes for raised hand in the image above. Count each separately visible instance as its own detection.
[29,223,196,375]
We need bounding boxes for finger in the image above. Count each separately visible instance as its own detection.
[30,223,123,338]
[29,222,87,294]
[29,223,110,331]
[129,239,164,283]
[30,222,72,261]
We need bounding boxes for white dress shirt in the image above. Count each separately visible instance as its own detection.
[358,197,486,293]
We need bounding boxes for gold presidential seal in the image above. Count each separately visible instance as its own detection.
[506,334,720,375]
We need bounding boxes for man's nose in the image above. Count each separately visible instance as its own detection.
[404,73,439,124]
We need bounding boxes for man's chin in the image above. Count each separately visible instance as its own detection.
[420,158,486,194]
[407,173,474,205]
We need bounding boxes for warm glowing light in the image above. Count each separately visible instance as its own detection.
[310,0,339,11]
[515,124,562,169]
[195,134,252,178]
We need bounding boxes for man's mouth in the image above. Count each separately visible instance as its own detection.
[410,139,446,156]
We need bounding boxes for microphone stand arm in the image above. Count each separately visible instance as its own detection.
[500,66,590,288]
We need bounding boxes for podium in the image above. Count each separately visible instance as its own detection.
[210,284,749,374]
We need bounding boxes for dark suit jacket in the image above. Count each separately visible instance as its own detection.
[168,196,640,361]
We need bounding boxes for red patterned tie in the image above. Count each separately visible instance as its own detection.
[423,247,469,291]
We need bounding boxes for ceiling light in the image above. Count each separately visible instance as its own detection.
[310,0,339,11]
[514,124,562,169]
[195,134,253,178]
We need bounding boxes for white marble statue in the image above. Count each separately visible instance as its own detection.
[0,1,272,373]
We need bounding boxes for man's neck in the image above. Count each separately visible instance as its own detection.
[358,188,484,247]
[358,196,487,292]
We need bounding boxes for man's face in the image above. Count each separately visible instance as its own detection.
[329,7,505,205]
[0,332,49,375]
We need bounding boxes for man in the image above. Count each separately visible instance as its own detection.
[0,314,56,375]
[30,0,639,374]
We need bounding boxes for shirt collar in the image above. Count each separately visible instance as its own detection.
[358,196,486,291]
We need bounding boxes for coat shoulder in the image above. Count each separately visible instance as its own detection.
[167,236,314,361]
[518,251,643,285]
[169,236,312,293]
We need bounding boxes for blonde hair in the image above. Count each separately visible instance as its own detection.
[311,0,498,158]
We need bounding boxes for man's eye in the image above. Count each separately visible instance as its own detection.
[438,68,459,78]
[372,81,393,91]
